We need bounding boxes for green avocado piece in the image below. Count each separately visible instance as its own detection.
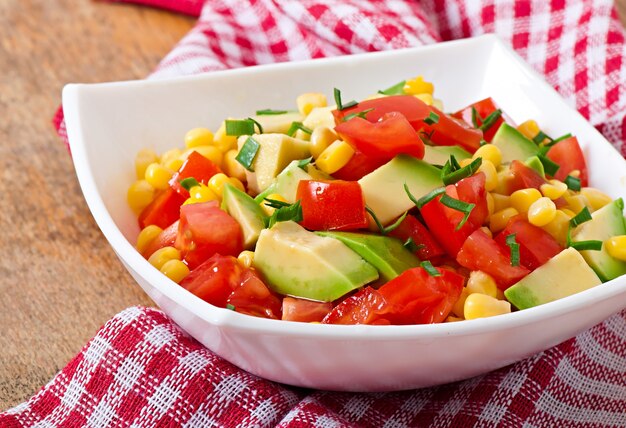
[251,112,304,134]
[504,247,602,310]
[317,231,421,282]
[571,198,626,281]
[524,155,545,177]
[253,221,379,302]
[221,183,267,249]
[492,123,539,164]
[422,145,472,166]
[253,160,329,204]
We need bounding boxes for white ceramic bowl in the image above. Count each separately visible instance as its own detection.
[63,35,626,392]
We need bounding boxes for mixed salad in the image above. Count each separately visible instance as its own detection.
[127,76,626,325]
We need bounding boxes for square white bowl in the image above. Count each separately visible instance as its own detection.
[63,34,626,391]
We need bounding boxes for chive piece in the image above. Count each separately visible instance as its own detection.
[297,157,313,170]
[365,206,385,234]
[235,137,260,171]
[256,109,288,115]
[537,153,560,176]
[365,207,408,235]
[333,88,358,111]
[403,237,424,252]
[471,107,480,128]
[478,109,502,132]
[378,80,406,95]
[225,119,256,136]
[419,130,435,145]
[226,304,235,311]
[287,122,313,137]
[247,117,264,134]
[439,194,475,231]
[441,157,482,185]
[407,185,446,209]
[266,200,303,228]
[383,211,408,234]
[421,260,442,277]
[343,108,374,122]
[569,240,603,251]
[505,233,520,267]
[180,177,199,191]
[570,207,593,228]
[423,111,440,125]
[533,131,552,145]
[543,133,572,147]
[264,198,291,209]
[564,175,581,191]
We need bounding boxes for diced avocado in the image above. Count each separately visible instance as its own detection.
[253,161,330,203]
[317,231,420,282]
[492,123,539,164]
[504,247,602,310]
[253,221,379,302]
[524,155,545,177]
[221,183,267,249]
[239,134,310,194]
[571,199,626,281]
[358,155,442,225]
[422,145,471,166]
[251,112,304,134]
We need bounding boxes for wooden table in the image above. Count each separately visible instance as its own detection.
[1,0,625,410]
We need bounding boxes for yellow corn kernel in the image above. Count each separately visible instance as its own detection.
[403,76,434,95]
[466,271,498,298]
[464,293,511,320]
[310,126,338,159]
[185,145,223,168]
[136,225,163,255]
[316,140,355,174]
[223,149,247,182]
[207,173,230,198]
[569,169,581,178]
[516,119,541,141]
[188,184,218,203]
[451,288,470,318]
[237,250,255,268]
[135,148,159,180]
[213,121,239,152]
[479,226,493,239]
[559,208,576,219]
[528,197,557,227]
[491,193,511,212]
[127,180,155,214]
[148,246,181,270]
[160,259,190,283]
[486,192,495,216]
[414,93,434,105]
[261,193,287,216]
[564,194,591,214]
[605,236,626,261]
[296,93,327,116]
[228,177,246,192]
[540,179,568,200]
[581,187,612,211]
[478,160,498,191]
[510,188,542,214]
[445,315,464,322]
[541,210,570,246]
[160,148,182,167]
[473,144,503,168]
[185,127,214,148]
[145,163,174,190]
[490,207,519,233]
[164,157,184,172]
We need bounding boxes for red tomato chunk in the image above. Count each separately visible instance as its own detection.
[388,214,445,262]
[282,297,332,323]
[546,136,588,187]
[453,97,504,142]
[139,187,186,230]
[170,151,222,198]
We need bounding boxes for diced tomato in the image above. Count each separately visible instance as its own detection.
[282,297,332,323]
[296,180,368,231]
[227,269,282,320]
[175,201,243,269]
[321,287,392,325]
[546,136,588,186]
[332,149,386,181]
[494,217,563,271]
[455,172,489,227]
[453,97,505,142]
[334,112,425,160]
[170,151,222,198]
[180,254,243,308]
[141,220,179,258]
[501,160,548,194]
[456,229,530,289]
[138,187,186,229]
[388,214,445,262]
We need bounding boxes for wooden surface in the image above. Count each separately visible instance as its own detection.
[1,0,626,412]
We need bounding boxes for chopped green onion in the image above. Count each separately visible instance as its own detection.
[255,109,288,115]
[180,177,199,191]
[264,198,291,209]
[543,133,572,147]
[569,240,603,251]
[287,122,313,137]
[439,194,475,231]
[505,233,520,267]
[378,80,406,95]
[570,207,593,228]
[365,206,408,235]
[235,137,260,171]
[407,185,446,209]
[266,200,303,228]
[226,304,236,311]
[441,157,482,185]
[533,131,552,145]
[420,260,442,277]
[333,88,358,111]
[247,117,264,134]
[343,108,374,122]
[418,130,435,145]
[478,109,502,132]
[403,237,424,253]
[297,157,313,170]
[471,107,481,128]
[225,119,256,136]
[537,153,560,176]
[564,175,581,191]
[423,111,440,125]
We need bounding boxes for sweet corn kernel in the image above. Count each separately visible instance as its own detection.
[445,315,464,322]
[540,179,568,200]
[213,121,239,152]
[262,193,287,216]
[185,127,214,148]
[160,259,190,283]
[528,197,557,226]
[473,144,502,168]
[296,93,327,115]
[491,193,511,212]
[208,173,230,197]
[564,194,591,214]
[559,208,576,219]
[316,140,355,174]
[310,126,338,159]
[466,271,498,298]
[136,225,163,255]
[135,148,159,179]
[148,246,181,270]
[163,157,184,172]
[541,210,570,246]
[516,119,541,140]
[569,169,581,178]
[510,188,542,214]
[581,187,612,211]
[414,93,434,105]
[486,192,495,216]
[228,177,246,192]
[464,293,511,320]
[606,236,626,261]
[184,145,223,168]
[189,184,218,203]
[478,160,498,191]
[459,158,473,168]
[451,288,470,318]
[160,148,182,167]
[223,149,247,182]
[237,250,255,268]
[490,207,518,233]
[127,180,155,214]
[145,163,174,190]
[403,76,434,95]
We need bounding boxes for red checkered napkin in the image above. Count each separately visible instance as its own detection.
[27,0,626,427]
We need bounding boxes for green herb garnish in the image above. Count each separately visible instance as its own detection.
[564,175,581,191]
[533,131,552,145]
[537,153,560,176]
[247,117,264,134]
[297,157,313,170]
[266,201,303,228]
[478,109,502,132]
[378,80,406,95]
[235,137,260,171]
[471,107,481,128]
[225,119,256,136]
[570,207,593,228]
[403,237,424,253]
[333,88,358,111]
[439,194,475,230]
[505,233,520,267]
[180,177,199,191]
[264,198,291,209]
[287,122,313,137]
[226,304,236,311]
[343,108,374,122]
[569,240,603,251]
[406,185,446,209]
[420,260,442,277]
[365,207,408,235]
[255,109,288,115]
[423,111,440,125]
[441,156,482,185]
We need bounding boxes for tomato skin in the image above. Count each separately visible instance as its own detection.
[138,187,186,229]
[297,180,368,231]
[321,287,392,325]
[180,254,243,308]
[509,160,546,191]
[494,217,563,271]
[282,297,332,322]
[170,151,222,197]
[546,136,588,186]
[455,172,489,228]
[332,149,386,181]
[388,214,445,262]
[456,229,530,289]
[142,220,179,258]
[175,201,244,269]
[227,269,282,320]
[453,97,504,142]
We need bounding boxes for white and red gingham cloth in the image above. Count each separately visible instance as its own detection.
[12,0,626,427]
